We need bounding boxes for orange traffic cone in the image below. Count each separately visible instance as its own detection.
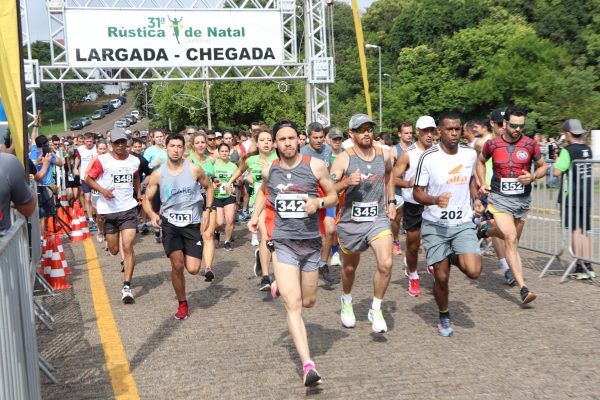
[40,234,52,275]
[48,239,71,290]
[79,207,90,239]
[53,234,71,275]
[70,211,84,243]
[59,189,70,208]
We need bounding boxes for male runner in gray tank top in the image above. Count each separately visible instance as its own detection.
[142,133,215,320]
[249,120,337,387]
[330,114,396,334]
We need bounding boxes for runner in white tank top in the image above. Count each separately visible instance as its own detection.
[392,115,436,297]
[412,112,484,337]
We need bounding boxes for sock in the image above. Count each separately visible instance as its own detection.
[499,258,509,272]
[179,300,187,304]
[342,293,352,304]
[331,245,339,255]
[371,297,382,311]
[409,272,419,280]
[123,281,131,287]
[439,309,450,319]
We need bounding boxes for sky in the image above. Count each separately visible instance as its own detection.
[27,0,376,41]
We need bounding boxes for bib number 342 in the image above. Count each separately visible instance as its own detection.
[275,194,308,219]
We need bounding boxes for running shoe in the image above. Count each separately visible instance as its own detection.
[251,233,259,246]
[476,224,490,240]
[270,280,280,299]
[253,248,262,277]
[520,286,537,304]
[504,269,516,286]
[141,225,149,235]
[120,260,125,273]
[408,278,420,297]
[303,361,322,387]
[340,296,356,328]
[393,240,403,256]
[121,285,134,304]
[585,263,596,279]
[330,251,341,266]
[154,230,161,244]
[204,269,215,282]
[319,264,335,284]
[438,315,453,337]
[96,233,104,243]
[367,308,388,333]
[214,231,220,248]
[223,241,233,251]
[175,301,188,320]
[426,264,435,277]
[448,253,459,267]
[88,224,98,232]
[259,275,271,291]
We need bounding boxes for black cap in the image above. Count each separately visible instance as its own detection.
[490,109,505,124]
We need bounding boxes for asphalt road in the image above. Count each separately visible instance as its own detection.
[61,100,148,136]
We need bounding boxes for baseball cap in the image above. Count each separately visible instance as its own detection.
[109,128,128,142]
[125,129,132,135]
[415,115,436,130]
[215,131,223,138]
[349,114,375,129]
[562,119,586,135]
[490,109,505,124]
[328,126,344,139]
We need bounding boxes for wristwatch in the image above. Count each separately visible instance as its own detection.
[318,199,325,209]
[387,199,397,205]
[206,205,216,211]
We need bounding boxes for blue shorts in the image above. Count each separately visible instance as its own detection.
[325,206,336,219]
[81,182,91,194]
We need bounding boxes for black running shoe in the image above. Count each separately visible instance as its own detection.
[259,275,271,291]
[448,253,459,267]
[141,225,149,235]
[319,264,335,283]
[204,269,215,282]
[477,224,490,240]
[120,260,125,273]
[224,241,233,251]
[520,286,536,304]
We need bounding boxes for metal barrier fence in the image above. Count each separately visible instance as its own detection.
[0,215,41,400]
[519,160,600,282]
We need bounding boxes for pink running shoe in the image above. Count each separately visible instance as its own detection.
[408,278,421,297]
[303,361,322,387]
[393,241,403,256]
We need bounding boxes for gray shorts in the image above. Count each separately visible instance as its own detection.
[102,207,138,234]
[421,220,480,266]
[273,238,322,272]
[488,192,531,220]
[337,217,391,254]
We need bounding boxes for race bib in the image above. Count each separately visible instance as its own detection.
[351,201,378,222]
[438,207,464,226]
[500,178,524,195]
[219,185,228,196]
[275,193,308,219]
[112,173,133,188]
[167,210,193,226]
[91,188,99,195]
[67,174,75,182]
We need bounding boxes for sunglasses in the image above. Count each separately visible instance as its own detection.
[207,137,216,141]
[354,126,374,134]
[508,122,525,130]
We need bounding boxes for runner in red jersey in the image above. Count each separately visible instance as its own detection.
[476,106,547,305]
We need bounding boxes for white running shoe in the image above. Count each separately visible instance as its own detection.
[368,308,388,333]
[340,296,356,328]
[251,233,259,246]
[330,251,341,266]
[121,285,134,304]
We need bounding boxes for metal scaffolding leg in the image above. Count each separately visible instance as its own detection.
[39,355,58,384]
[36,271,56,296]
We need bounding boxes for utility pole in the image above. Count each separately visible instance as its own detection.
[383,73,391,89]
[205,81,212,130]
[61,83,67,131]
[143,83,149,130]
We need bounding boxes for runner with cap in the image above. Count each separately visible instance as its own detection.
[393,116,436,297]
[412,111,484,337]
[249,120,338,386]
[326,126,345,267]
[476,105,548,304]
[330,113,396,333]
[300,122,335,283]
[390,122,413,256]
[85,128,141,304]
[143,132,215,319]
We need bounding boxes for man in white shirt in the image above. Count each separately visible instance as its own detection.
[75,132,98,224]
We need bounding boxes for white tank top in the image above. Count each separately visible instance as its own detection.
[77,145,97,179]
[414,144,477,226]
[402,143,431,204]
[94,153,140,215]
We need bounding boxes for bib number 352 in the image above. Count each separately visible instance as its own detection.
[500,178,524,195]
[351,202,378,222]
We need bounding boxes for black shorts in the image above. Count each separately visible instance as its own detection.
[102,207,138,234]
[65,174,81,188]
[245,181,254,197]
[562,206,591,231]
[161,220,203,258]
[37,185,56,218]
[214,196,236,208]
[402,202,424,232]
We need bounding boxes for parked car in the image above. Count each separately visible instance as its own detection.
[130,110,140,119]
[124,114,137,125]
[114,118,129,128]
[101,103,115,114]
[91,109,106,120]
[117,95,127,105]
[82,92,98,102]
[80,117,92,127]
[140,130,148,137]
[110,99,122,109]
[70,119,84,130]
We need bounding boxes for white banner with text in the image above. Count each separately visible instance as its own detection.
[65,9,284,67]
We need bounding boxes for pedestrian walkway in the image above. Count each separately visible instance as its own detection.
[38,225,600,399]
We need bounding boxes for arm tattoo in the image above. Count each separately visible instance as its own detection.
[330,172,339,182]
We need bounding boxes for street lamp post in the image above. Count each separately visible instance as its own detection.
[383,73,391,89]
[365,43,382,133]
[143,83,149,130]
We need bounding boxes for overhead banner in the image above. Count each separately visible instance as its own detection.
[65,9,284,67]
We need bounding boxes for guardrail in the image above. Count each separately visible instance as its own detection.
[0,215,41,400]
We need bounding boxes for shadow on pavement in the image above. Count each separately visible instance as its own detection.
[411,299,475,329]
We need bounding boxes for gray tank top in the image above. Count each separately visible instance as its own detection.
[266,155,320,240]
[159,160,203,227]
[339,147,386,223]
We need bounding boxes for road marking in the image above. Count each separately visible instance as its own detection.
[83,239,140,399]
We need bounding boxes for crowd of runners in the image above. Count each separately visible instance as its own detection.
[26,105,599,387]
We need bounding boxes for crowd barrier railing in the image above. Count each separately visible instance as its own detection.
[558,159,599,282]
[0,215,42,400]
